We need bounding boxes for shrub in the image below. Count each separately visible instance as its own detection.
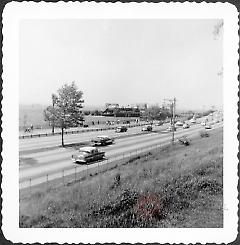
[200,130,209,138]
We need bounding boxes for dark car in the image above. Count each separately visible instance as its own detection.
[91,135,114,146]
[115,126,128,133]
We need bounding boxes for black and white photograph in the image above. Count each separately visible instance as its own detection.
[2,2,239,244]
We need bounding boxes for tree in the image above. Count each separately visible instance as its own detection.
[213,20,223,40]
[142,105,171,121]
[213,20,223,77]
[44,94,58,133]
[44,82,84,146]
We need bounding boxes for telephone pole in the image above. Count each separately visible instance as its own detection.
[164,97,176,143]
[172,97,176,143]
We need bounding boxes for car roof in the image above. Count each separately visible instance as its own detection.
[79,146,97,152]
[97,135,109,138]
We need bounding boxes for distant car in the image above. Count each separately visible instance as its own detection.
[167,125,176,132]
[91,135,114,146]
[190,118,196,124]
[71,146,105,164]
[175,121,183,127]
[142,125,153,132]
[83,124,89,128]
[115,126,128,133]
[183,123,190,129]
[201,121,206,126]
[155,121,163,126]
[205,124,212,129]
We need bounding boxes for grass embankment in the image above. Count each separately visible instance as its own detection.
[20,128,223,228]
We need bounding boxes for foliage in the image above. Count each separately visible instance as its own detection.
[20,129,223,228]
[200,130,209,138]
[44,82,84,145]
[142,106,171,121]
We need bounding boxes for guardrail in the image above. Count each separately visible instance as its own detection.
[19,122,149,139]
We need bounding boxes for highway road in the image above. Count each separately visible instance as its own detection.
[19,123,166,153]
[19,121,223,189]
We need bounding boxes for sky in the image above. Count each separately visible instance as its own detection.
[19,19,223,110]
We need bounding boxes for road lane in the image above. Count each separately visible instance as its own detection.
[19,123,170,152]
[20,123,222,183]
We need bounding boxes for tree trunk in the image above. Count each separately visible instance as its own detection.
[61,127,64,147]
[52,125,55,134]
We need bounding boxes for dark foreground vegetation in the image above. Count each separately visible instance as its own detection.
[20,129,223,228]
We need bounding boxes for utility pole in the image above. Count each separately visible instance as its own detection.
[164,97,176,143]
[172,97,176,143]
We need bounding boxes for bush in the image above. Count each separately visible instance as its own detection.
[200,130,209,138]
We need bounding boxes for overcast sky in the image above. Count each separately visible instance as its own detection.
[19,19,223,110]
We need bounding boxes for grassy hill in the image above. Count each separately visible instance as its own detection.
[20,128,223,228]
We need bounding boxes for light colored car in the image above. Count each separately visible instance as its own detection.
[175,121,183,127]
[155,121,163,126]
[91,135,114,146]
[72,146,105,164]
[167,125,176,132]
[183,123,190,129]
[190,118,196,124]
[142,125,153,131]
[201,121,206,126]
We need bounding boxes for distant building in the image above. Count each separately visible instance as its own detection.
[102,103,141,117]
[105,103,119,109]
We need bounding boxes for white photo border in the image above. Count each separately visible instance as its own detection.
[2,2,239,244]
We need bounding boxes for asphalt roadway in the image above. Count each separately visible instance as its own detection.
[19,120,223,189]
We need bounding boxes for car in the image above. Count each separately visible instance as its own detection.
[205,124,212,129]
[183,123,190,129]
[175,121,184,127]
[201,121,206,126]
[155,121,163,126]
[115,126,128,133]
[91,135,114,146]
[167,125,176,132]
[71,146,105,164]
[142,125,153,131]
[190,118,196,124]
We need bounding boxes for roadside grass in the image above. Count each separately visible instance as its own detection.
[20,128,223,228]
